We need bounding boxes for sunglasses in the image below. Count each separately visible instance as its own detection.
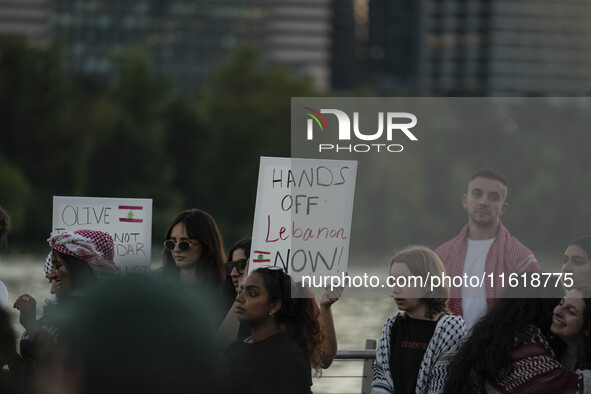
[224,258,248,276]
[163,240,198,251]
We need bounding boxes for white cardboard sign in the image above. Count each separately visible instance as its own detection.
[250,157,357,282]
[52,196,152,273]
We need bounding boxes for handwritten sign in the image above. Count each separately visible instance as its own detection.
[250,157,357,282]
[52,196,152,274]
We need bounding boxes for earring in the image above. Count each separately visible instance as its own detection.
[269,311,275,319]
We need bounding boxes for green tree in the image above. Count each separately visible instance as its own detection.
[165,46,323,242]
[0,34,83,240]
[85,46,176,235]
[0,154,34,236]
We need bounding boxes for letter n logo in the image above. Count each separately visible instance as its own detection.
[303,107,328,140]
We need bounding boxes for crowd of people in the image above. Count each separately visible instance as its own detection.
[0,207,340,394]
[0,165,591,393]
[372,168,591,394]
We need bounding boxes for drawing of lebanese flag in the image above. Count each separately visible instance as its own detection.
[119,205,144,223]
[253,250,271,263]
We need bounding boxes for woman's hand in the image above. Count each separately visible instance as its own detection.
[320,272,347,308]
[14,294,38,331]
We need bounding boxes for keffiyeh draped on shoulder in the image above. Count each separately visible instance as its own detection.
[487,325,583,394]
[372,313,467,394]
[435,222,539,316]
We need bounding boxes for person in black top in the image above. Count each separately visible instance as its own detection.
[373,246,467,394]
[162,209,235,326]
[218,254,342,369]
[224,267,325,394]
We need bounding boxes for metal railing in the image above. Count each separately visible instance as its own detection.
[314,339,376,394]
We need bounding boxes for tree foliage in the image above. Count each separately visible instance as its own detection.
[190,46,322,241]
[1,34,590,257]
[0,38,322,247]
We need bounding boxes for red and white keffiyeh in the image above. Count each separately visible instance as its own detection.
[48,229,119,280]
[489,326,583,393]
[435,222,540,316]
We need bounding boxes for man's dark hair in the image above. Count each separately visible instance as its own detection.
[470,167,508,187]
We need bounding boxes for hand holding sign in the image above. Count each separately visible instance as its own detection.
[320,272,347,308]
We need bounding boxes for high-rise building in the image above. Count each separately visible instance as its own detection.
[367,0,591,96]
[1,0,344,93]
[0,0,54,46]
[330,0,355,91]
[49,0,337,93]
[365,0,420,93]
[264,0,333,89]
[52,0,269,93]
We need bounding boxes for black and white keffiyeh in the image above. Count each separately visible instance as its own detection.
[372,312,467,394]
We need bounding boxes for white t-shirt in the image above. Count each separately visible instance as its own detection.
[462,238,495,331]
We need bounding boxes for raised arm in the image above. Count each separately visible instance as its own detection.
[318,283,344,368]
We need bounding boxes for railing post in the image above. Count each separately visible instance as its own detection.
[361,339,376,394]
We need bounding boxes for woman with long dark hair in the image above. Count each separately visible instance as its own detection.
[219,238,341,367]
[162,208,226,286]
[162,209,235,326]
[551,286,591,373]
[224,267,325,394]
[444,273,582,394]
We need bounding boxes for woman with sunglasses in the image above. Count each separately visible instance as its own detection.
[162,209,235,326]
[225,238,251,293]
[223,266,324,394]
[163,209,226,285]
[221,238,252,341]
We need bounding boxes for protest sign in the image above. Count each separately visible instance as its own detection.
[52,196,152,273]
[250,157,357,282]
